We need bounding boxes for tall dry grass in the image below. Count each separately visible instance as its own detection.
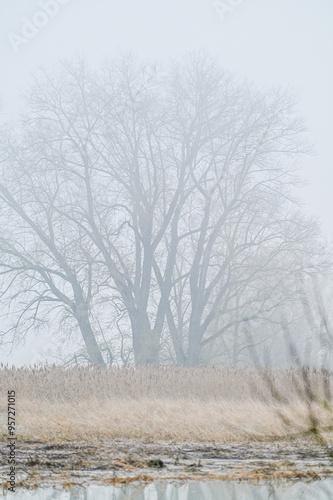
[0,365,332,443]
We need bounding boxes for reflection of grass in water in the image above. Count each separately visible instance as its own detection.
[2,464,333,493]
[0,366,332,443]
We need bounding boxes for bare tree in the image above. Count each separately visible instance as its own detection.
[0,149,107,365]
[159,56,327,366]
[0,54,327,366]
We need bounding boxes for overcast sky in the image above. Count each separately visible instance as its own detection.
[1,0,332,365]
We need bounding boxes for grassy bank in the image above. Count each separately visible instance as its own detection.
[1,366,333,443]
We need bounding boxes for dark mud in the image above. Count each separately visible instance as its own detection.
[1,439,333,489]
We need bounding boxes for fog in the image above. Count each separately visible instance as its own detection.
[0,0,333,367]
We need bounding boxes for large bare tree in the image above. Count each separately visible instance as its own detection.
[0,54,327,366]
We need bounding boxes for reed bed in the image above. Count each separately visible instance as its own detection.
[0,366,332,443]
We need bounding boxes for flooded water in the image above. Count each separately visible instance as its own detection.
[3,479,333,500]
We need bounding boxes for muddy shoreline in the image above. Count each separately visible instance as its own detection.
[1,439,333,489]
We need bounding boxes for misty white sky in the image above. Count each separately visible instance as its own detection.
[0,0,332,365]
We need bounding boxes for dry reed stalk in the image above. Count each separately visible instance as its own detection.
[0,366,332,443]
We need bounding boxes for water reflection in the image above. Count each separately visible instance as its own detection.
[3,480,333,499]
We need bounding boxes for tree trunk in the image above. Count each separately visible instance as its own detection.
[131,311,160,366]
[186,308,203,366]
[74,302,106,366]
[186,333,202,367]
[166,308,186,366]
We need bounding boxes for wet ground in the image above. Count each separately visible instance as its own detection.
[1,439,333,490]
